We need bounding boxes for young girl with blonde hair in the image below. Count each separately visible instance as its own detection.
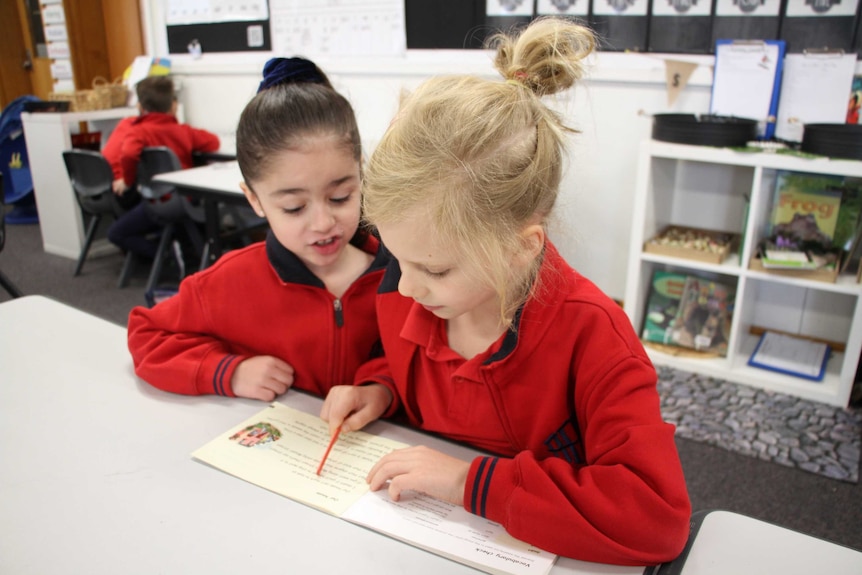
[321,18,691,565]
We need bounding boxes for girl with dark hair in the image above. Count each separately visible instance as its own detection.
[128,58,389,401]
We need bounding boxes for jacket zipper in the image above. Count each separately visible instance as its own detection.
[331,298,344,385]
[333,298,344,327]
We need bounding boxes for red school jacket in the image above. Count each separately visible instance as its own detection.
[101,112,220,186]
[354,241,691,565]
[128,231,389,397]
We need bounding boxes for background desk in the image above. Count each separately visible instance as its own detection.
[0,295,640,575]
[153,161,259,266]
[21,108,137,259]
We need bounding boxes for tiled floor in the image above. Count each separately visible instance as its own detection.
[657,365,862,483]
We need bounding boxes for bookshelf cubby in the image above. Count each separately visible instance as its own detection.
[624,140,862,407]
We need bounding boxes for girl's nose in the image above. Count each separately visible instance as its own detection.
[310,203,336,231]
[398,268,423,300]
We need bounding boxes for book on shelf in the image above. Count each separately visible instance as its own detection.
[641,270,736,357]
[641,270,689,346]
[192,402,557,575]
[668,275,735,357]
[759,171,844,270]
[748,331,831,382]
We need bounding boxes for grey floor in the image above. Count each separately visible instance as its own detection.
[2,216,861,553]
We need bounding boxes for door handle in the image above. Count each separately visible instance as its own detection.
[22,49,33,71]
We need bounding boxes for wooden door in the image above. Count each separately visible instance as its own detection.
[0,0,143,110]
[0,0,54,108]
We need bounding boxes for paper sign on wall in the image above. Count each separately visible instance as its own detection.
[775,52,857,142]
[710,40,785,139]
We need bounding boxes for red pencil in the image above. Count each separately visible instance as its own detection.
[315,424,342,476]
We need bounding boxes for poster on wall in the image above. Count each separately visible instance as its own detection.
[166,0,269,25]
[46,41,69,59]
[536,0,588,17]
[486,0,534,16]
[41,3,65,25]
[269,0,406,57]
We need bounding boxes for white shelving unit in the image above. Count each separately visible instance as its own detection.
[624,140,862,408]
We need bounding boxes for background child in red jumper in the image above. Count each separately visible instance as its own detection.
[102,76,220,259]
[320,18,691,565]
[127,58,389,401]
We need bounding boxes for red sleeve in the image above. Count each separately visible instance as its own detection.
[119,132,146,187]
[127,275,249,396]
[463,357,691,566]
[353,356,401,418]
[190,127,220,154]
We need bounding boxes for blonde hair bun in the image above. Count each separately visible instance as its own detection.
[490,17,596,97]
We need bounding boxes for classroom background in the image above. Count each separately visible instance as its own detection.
[2,0,862,562]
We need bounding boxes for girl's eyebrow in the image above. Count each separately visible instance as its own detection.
[269,188,302,197]
[268,175,357,197]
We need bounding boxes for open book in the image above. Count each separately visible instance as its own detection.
[192,402,557,575]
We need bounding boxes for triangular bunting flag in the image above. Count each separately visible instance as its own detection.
[664,60,699,107]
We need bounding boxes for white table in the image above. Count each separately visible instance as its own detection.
[649,509,862,574]
[0,295,640,575]
[153,161,259,266]
[21,108,137,259]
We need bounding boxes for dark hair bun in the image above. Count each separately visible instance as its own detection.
[257,57,329,93]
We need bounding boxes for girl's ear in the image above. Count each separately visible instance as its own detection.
[520,224,545,260]
[240,182,265,218]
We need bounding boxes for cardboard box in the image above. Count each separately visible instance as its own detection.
[749,257,839,284]
[644,226,738,265]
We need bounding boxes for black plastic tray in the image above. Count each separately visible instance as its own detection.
[801,123,862,161]
[652,114,758,148]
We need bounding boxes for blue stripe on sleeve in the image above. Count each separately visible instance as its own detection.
[470,457,489,515]
[213,355,237,396]
[479,458,497,518]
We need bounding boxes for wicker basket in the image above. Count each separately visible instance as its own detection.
[49,89,111,112]
[93,76,128,108]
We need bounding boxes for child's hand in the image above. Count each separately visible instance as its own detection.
[112,178,127,195]
[230,355,295,401]
[366,446,469,506]
[320,384,392,435]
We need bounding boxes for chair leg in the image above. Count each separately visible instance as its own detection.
[182,220,205,255]
[73,214,101,276]
[145,223,175,298]
[198,243,211,272]
[117,251,137,289]
[0,269,23,298]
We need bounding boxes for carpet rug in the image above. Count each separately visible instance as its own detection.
[656,365,862,483]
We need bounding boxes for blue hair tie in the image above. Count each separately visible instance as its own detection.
[257,57,326,93]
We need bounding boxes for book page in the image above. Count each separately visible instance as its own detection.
[192,402,407,516]
[342,490,557,575]
[193,402,560,575]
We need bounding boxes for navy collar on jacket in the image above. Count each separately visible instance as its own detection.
[265,229,389,288]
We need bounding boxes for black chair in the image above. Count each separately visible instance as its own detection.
[137,146,205,300]
[0,173,24,298]
[61,149,137,287]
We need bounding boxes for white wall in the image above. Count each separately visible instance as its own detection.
[141,2,715,300]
